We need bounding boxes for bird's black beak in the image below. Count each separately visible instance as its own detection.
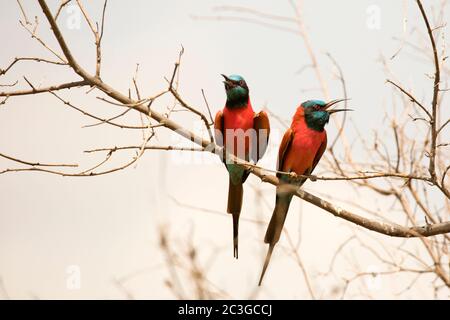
[324,98,350,110]
[324,98,353,114]
[221,74,232,85]
[221,74,235,90]
[328,108,353,114]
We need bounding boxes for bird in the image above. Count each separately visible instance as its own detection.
[258,98,350,285]
[214,74,270,259]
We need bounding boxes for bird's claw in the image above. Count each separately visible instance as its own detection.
[288,172,298,179]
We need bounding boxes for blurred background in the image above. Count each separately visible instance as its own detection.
[0,0,448,299]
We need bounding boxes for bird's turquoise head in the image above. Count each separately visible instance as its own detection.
[301,99,350,131]
[222,74,249,108]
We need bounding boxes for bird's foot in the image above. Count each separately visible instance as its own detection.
[288,172,298,180]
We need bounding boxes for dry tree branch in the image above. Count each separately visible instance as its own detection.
[437,118,450,134]
[82,143,440,183]
[191,15,298,34]
[386,79,431,119]
[199,1,329,98]
[0,81,18,88]
[0,96,10,106]
[326,52,349,150]
[54,0,72,21]
[82,107,134,128]
[213,5,297,23]
[0,152,77,168]
[169,88,214,143]
[85,145,205,154]
[50,91,154,130]
[166,48,214,143]
[284,231,316,299]
[289,0,329,99]
[0,57,67,76]
[0,80,88,97]
[1,131,155,177]
[158,228,187,299]
[16,0,31,25]
[75,0,107,77]
[18,18,67,63]
[201,89,214,125]
[416,0,441,182]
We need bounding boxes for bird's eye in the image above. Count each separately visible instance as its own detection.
[313,105,321,110]
[239,80,245,86]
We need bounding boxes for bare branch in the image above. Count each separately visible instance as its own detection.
[201,89,214,125]
[76,0,106,77]
[85,145,204,154]
[19,19,67,63]
[0,80,88,97]
[213,5,297,23]
[417,0,441,182]
[437,118,450,134]
[0,81,18,88]
[326,52,349,149]
[54,0,72,21]
[51,92,154,130]
[16,0,31,25]
[191,15,298,34]
[0,152,77,167]
[386,79,431,119]
[0,57,67,77]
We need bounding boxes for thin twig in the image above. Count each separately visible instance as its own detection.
[0,152,77,167]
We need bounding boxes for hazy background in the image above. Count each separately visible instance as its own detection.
[0,0,448,299]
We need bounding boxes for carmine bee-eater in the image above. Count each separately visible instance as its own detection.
[214,74,270,259]
[258,99,350,285]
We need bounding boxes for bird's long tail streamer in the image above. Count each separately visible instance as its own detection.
[228,179,243,259]
[258,244,274,286]
[232,213,239,259]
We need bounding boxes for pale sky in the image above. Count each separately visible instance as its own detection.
[0,0,448,299]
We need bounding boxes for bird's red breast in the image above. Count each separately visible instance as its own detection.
[282,106,327,175]
[221,99,255,157]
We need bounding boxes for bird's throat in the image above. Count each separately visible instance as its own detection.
[304,112,328,132]
[226,87,249,108]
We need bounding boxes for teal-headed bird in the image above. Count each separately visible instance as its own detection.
[258,99,350,285]
[214,74,270,259]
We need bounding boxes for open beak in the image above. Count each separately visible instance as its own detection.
[324,98,352,114]
[221,74,232,85]
[324,98,350,110]
[328,108,353,114]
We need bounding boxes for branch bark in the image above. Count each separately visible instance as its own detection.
[417,0,440,182]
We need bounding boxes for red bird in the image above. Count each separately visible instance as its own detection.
[215,74,270,259]
[258,99,350,285]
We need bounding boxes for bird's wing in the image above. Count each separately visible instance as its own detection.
[251,111,271,163]
[276,128,294,177]
[311,134,327,173]
[214,110,224,147]
[214,110,226,164]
